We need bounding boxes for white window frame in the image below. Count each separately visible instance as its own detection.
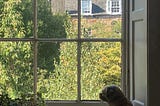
[0,0,127,106]
[43,0,125,105]
[106,0,122,15]
[81,0,92,15]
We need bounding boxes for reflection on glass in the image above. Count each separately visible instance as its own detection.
[81,42,121,100]
[37,42,77,100]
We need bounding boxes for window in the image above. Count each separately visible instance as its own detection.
[81,0,92,15]
[106,0,121,15]
[0,0,124,106]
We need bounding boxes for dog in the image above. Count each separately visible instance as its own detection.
[99,85,133,106]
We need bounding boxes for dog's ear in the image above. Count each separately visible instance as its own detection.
[99,86,110,102]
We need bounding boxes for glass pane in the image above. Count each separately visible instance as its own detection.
[81,17,121,38]
[38,0,78,39]
[0,1,33,38]
[0,42,33,98]
[82,0,91,14]
[111,0,121,14]
[37,42,77,100]
[81,42,121,100]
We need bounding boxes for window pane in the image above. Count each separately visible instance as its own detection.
[111,0,121,14]
[38,0,78,39]
[37,42,77,100]
[0,0,124,103]
[37,13,78,39]
[81,0,91,14]
[0,42,33,98]
[81,42,121,100]
[81,18,121,38]
[0,1,33,38]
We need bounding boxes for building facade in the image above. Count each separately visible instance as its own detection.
[50,0,121,16]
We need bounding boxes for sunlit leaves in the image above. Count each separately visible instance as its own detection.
[0,0,122,100]
[0,0,32,98]
[0,0,25,38]
[0,42,32,98]
[37,42,77,100]
[37,19,122,100]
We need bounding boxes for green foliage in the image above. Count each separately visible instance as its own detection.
[37,14,70,71]
[80,41,121,100]
[36,18,122,100]
[96,43,121,86]
[0,0,25,38]
[0,0,70,97]
[19,0,69,71]
[111,20,121,38]
[0,42,33,98]
[0,92,46,106]
[0,0,122,101]
[0,0,33,98]
[37,42,77,100]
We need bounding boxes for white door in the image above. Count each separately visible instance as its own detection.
[129,0,147,106]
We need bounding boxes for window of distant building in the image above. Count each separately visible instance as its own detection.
[81,0,92,15]
[106,0,121,15]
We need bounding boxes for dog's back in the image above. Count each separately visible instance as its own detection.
[99,85,133,106]
[109,96,133,106]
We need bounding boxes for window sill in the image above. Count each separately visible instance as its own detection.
[46,100,108,106]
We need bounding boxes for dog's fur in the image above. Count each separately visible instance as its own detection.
[99,85,133,106]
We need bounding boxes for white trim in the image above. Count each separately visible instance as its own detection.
[106,0,122,15]
[46,101,108,106]
[106,0,112,14]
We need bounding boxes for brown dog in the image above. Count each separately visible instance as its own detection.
[99,85,133,106]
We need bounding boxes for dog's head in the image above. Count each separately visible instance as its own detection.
[99,85,125,103]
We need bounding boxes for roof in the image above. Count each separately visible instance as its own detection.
[50,0,122,17]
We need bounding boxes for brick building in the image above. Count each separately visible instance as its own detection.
[50,0,122,17]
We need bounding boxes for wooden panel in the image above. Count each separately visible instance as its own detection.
[129,0,147,105]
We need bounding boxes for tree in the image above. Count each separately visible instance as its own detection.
[0,0,32,98]
[0,0,69,98]
[0,0,121,100]
[20,0,68,71]
[37,18,122,100]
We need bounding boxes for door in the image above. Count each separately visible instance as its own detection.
[129,0,147,106]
